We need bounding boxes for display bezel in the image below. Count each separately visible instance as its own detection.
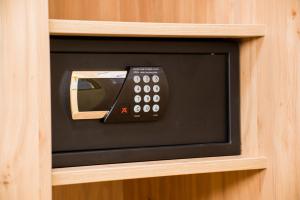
[70,71,127,119]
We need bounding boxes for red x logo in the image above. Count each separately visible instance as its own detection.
[121,107,128,114]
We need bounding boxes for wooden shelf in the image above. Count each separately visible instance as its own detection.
[49,19,265,38]
[49,19,267,187]
[52,156,267,186]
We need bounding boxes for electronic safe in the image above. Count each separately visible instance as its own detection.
[51,37,240,168]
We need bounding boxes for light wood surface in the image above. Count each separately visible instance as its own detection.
[49,0,300,200]
[49,19,265,38]
[0,0,51,200]
[52,156,267,186]
[53,171,262,200]
[53,181,124,200]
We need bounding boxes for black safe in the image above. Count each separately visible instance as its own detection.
[51,36,240,168]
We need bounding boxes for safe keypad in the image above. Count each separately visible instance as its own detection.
[133,74,160,114]
[103,66,168,123]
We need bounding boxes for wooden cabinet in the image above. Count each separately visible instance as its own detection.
[0,0,51,200]
[1,0,300,199]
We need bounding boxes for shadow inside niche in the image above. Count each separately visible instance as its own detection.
[122,170,265,200]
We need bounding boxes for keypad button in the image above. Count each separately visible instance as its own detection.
[134,105,141,113]
[144,95,151,103]
[134,85,141,93]
[152,104,160,112]
[143,85,151,93]
[134,95,141,103]
[152,75,159,83]
[153,85,160,93]
[133,75,141,83]
[143,75,150,83]
[153,95,160,102]
[143,105,151,112]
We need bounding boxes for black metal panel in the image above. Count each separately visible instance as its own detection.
[51,37,240,168]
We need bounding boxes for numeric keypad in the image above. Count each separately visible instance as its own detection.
[132,73,162,115]
[103,67,168,123]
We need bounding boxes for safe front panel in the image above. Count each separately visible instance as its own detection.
[51,37,240,167]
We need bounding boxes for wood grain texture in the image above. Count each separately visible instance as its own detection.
[53,181,124,200]
[49,19,266,38]
[0,0,51,200]
[53,171,261,200]
[49,0,300,200]
[48,0,250,23]
[122,171,263,200]
[52,156,267,186]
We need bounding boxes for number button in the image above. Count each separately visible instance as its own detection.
[134,85,141,93]
[134,105,141,113]
[134,95,141,103]
[133,75,141,83]
[152,75,159,83]
[152,104,160,112]
[143,105,150,112]
[153,85,160,93]
[144,95,151,103]
[143,85,151,93]
[143,75,150,83]
[153,95,160,102]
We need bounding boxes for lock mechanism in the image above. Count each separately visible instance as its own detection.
[70,67,169,123]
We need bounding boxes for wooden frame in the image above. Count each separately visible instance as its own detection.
[2,0,300,199]
[49,19,267,186]
[0,0,51,199]
[49,19,266,38]
[1,0,298,199]
[53,156,267,186]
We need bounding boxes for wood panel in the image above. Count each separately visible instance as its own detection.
[49,0,254,24]
[53,181,124,200]
[52,156,267,186]
[256,0,300,198]
[0,0,51,200]
[122,171,263,200]
[49,19,266,38]
[50,0,300,200]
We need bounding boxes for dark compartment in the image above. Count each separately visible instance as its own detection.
[51,37,240,167]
